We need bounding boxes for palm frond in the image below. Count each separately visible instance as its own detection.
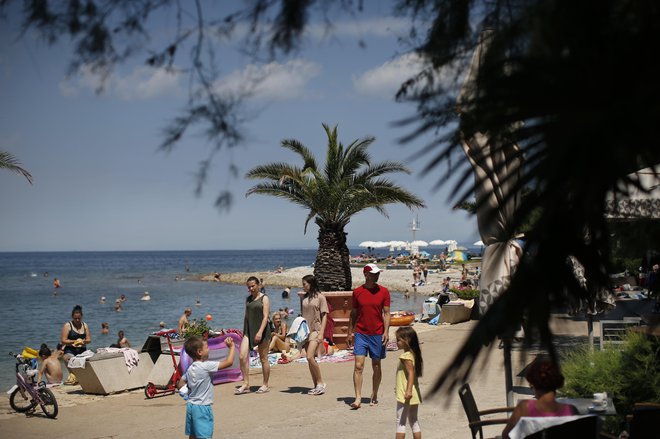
[0,151,34,184]
[245,162,302,181]
[280,139,318,170]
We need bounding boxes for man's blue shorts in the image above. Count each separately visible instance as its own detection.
[185,402,214,438]
[353,332,386,359]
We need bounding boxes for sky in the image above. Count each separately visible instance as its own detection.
[0,2,478,252]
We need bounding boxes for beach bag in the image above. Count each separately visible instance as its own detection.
[287,316,310,344]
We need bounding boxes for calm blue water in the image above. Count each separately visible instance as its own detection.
[0,249,421,389]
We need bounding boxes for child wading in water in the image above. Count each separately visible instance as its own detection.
[395,327,423,439]
[178,336,235,439]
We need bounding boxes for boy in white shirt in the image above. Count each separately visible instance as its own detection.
[178,336,235,439]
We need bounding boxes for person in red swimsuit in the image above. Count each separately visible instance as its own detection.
[502,356,578,438]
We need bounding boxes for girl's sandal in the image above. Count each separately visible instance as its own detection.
[234,385,250,395]
[311,383,326,395]
[256,385,270,394]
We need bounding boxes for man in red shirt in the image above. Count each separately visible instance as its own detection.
[347,263,391,409]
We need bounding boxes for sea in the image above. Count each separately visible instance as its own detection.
[0,249,428,390]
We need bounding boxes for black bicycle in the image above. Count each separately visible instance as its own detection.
[8,353,58,418]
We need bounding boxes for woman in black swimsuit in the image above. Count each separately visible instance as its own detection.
[60,305,91,360]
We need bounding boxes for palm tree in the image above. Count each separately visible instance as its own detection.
[246,123,425,291]
[0,151,33,184]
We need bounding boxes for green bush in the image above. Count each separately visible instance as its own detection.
[616,332,660,411]
[182,318,211,339]
[610,257,642,274]
[562,331,660,434]
[449,288,479,300]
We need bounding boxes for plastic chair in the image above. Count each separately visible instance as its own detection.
[458,383,514,439]
[524,415,599,438]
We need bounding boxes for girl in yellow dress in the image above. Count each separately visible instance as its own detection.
[395,326,424,439]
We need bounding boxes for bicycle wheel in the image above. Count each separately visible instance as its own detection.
[38,388,58,418]
[9,387,35,412]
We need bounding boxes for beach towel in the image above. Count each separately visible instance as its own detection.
[422,298,440,320]
[67,350,94,369]
[121,348,139,373]
[294,349,355,364]
[249,353,279,368]
[95,347,140,373]
[287,316,310,344]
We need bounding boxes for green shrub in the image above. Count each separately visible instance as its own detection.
[562,346,622,399]
[182,318,211,339]
[610,257,642,274]
[449,288,479,300]
[616,332,660,412]
[562,331,660,434]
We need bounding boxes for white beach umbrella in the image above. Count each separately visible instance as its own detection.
[411,240,429,247]
[389,240,407,251]
[429,239,447,246]
[358,241,376,248]
[473,240,485,247]
[372,241,390,249]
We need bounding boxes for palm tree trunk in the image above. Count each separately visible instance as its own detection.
[314,222,352,291]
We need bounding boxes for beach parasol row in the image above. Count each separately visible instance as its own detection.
[358,239,461,253]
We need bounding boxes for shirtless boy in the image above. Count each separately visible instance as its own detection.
[37,344,63,384]
[179,308,192,336]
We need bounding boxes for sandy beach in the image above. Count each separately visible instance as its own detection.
[0,314,592,439]
[0,263,593,438]
[200,262,481,295]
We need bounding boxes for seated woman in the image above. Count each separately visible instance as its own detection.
[502,356,578,438]
[269,312,290,353]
